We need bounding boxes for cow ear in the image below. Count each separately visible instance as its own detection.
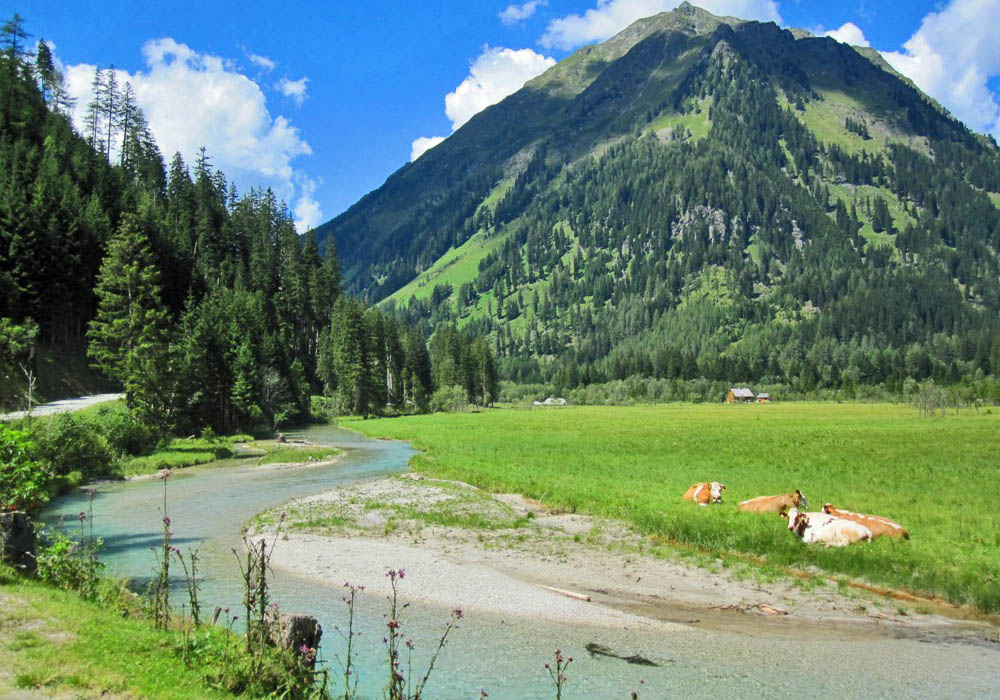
[721,484,727,490]
[780,511,788,519]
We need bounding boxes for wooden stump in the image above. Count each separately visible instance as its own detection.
[267,610,323,667]
[0,511,37,575]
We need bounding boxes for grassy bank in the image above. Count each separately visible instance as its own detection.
[119,436,242,476]
[342,403,1000,612]
[0,573,237,698]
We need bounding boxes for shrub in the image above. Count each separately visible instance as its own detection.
[431,385,468,413]
[35,413,115,481]
[0,423,51,512]
[90,403,160,457]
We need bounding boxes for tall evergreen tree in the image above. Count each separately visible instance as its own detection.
[87,214,172,425]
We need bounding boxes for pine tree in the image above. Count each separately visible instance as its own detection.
[87,214,172,425]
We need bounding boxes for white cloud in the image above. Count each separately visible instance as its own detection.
[63,38,319,230]
[411,45,556,161]
[881,0,1000,139]
[246,51,276,72]
[411,136,446,161]
[500,0,548,25]
[539,0,781,50]
[445,46,556,129]
[279,76,309,105]
[293,175,324,232]
[822,22,870,48]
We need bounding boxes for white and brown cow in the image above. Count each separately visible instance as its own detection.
[683,481,726,506]
[822,504,910,540]
[739,489,809,513]
[782,507,872,547]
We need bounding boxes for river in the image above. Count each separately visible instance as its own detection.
[40,423,999,699]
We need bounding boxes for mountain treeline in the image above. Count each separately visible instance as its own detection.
[0,14,497,429]
[334,9,1000,399]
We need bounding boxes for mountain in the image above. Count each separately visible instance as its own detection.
[314,3,1000,392]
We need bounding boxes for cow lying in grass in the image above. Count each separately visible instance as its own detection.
[781,507,872,547]
[738,489,809,513]
[683,481,725,506]
[822,504,910,540]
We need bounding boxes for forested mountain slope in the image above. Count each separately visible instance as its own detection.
[1,14,491,425]
[314,3,1000,392]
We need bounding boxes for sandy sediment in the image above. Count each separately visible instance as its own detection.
[258,474,997,642]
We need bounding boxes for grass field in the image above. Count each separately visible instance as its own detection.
[342,403,1000,612]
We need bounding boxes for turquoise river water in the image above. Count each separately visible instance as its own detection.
[41,423,999,699]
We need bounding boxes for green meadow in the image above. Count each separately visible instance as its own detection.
[342,403,1000,612]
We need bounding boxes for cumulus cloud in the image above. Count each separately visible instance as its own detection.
[539,0,781,50]
[411,136,446,161]
[293,175,324,231]
[410,45,556,161]
[822,22,870,48]
[500,0,548,25]
[445,46,557,129]
[279,76,309,105]
[881,0,1000,139]
[63,38,321,231]
[246,51,276,72]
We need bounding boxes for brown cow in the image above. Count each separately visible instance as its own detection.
[821,504,910,540]
[739,489,809,513]
[683,481,725,506]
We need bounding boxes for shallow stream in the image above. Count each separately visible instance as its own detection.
[41,423,999,698]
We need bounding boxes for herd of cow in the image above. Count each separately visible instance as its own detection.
[682,481,910,547]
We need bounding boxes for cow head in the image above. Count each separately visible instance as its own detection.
[710,482,726,503]
[783,508,809,537]
[795,489,810,510]
[822,503,834,514]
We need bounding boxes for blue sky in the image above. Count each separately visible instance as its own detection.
[8,1,1000,230]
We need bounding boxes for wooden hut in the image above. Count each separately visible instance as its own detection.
[726,387,755,403]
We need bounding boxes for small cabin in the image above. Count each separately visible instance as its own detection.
[726,387,755,403]
[757,393,770,403]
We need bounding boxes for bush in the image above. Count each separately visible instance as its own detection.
[431,384,468,413]
[35,413,115,481]
[0,423,51,512]
[90,403,159,457]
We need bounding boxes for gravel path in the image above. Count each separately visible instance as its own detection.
[1,393,122,421]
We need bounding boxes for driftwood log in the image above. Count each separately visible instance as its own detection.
[0,511,37,575]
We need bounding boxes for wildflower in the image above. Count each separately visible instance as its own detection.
[156,468,172,480]
[453,608,464,619]
[82,488,98,497]
[78,511,86,521]
[387,618,400,630]
[162,516,171,526]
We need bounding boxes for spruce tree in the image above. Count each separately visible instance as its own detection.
[87,214,172,425]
